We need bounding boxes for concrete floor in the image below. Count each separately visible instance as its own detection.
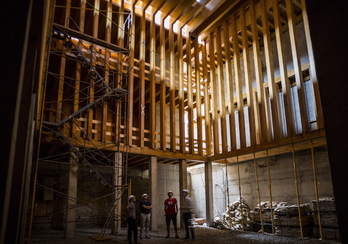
[28,226,341,244]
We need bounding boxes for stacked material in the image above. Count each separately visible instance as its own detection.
[214,198,253,230]
[253,201,287,223]
[274,204,313,237]
[311,197,340,241]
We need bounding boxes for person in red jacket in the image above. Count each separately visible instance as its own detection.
[164,191,179,238]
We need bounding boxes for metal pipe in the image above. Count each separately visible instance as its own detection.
[292,144,304,237]
[225,159,230,207]
[253,152,264,234]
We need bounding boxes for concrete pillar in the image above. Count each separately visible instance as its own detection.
[111,152,123,234]
[205,162,214,227]
[179,159,188,191]
[149,156,158,230]
[65,150,79,238]
[179,159,187,228]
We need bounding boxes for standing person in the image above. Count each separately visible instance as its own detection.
[139,193,152,239]
[164,191,179,238]
[126,195,140,244]
[181,189,194,239]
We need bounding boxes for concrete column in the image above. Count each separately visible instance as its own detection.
[179,159,188,191]
[65,150,79,238]
[179,159,187,228]
[111,152,123,234]
[205,162,214,227]
[149,156,158,230]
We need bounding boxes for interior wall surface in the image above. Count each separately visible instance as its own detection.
[190,146,334,220]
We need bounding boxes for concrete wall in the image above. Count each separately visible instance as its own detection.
[190,146,334,220]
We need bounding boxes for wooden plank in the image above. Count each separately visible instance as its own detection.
[178,29,185,153]
[101,0,113,143]
[186,36,194,154]
[231,13,246,148]
[272,0,294,137]
[286,0,309,133]
[139,9,146,148]
[115,0,125,146]
[169,23,176,152]
[208,32,220,155]
[223,20,237,151]
[149,13,156,149]
[260,0,282,140]
[127,4,136,147]
[194,39,203,155]
[201,40,212,155]
[240,6,256,146]
[300,0,324,129]
[249,0,268,144]
[215,27,228,152]
[159,19,166,151]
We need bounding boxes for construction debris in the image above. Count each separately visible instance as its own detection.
[214,198,253,230]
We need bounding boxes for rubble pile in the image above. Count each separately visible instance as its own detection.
[214,198,253,230]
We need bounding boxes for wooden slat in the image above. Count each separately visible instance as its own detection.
[215,27,228,153]
[101,0,113,143]
[240,6,256,146]
[159,19,166,151]
[194,39,203,155]
[272,0,294,137]
[115,0,125,145]
[201,40,212,155]
[186,36,194,154]
[223,20,236,151]
[127,4,136,146]
[231,13,246,148]
[178,29,186,153]
[260,0,282,140]
[286,0,309,133]
[249,0,268,144]
[208,32,220,155]
[149,13,156,149]
[169,23,176,152]
[300,0,324,129]
[139,9,146,147]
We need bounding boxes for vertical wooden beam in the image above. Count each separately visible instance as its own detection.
[186,36,194,154]
[178,29,186,153]
[300,0,324,129]
[272,0,294,137]
[194,39,203,155]
[260,0,282,140]
[202,41,212,155]
[240,6,256,146]
[115,0,125,145]
[139,9,146,147]
[56,0,71,123]
[160,19,167,151]
[169,23,177,152]
[223,20,236,151]
[111,152,123,234]
[215,27,228,152]
[127,2,136,146]
[101,0,113,143]
[208,33,220,154]
[286,0,309,133]
[231,14,246,148]
[179,159,188,191]
[249,0,268,144]
[149,14,156,149]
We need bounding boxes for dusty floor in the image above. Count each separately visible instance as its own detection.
[29,226,341,244]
